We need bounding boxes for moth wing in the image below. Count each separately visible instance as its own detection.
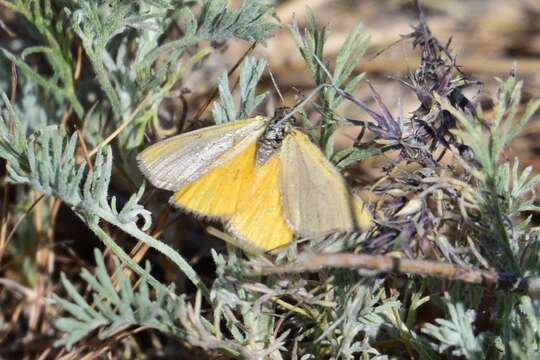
[172,139,259,218]
[352,193,372,231]
[137,117,266,191]
[228,154,293,251]
[280,129,371,237]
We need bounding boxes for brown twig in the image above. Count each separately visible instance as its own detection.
[75,127,93,171]
[194,42,257,120]
[88,93,151,158]
[74,45,83,81]
[257,252,539,295]
[3,194,45,250]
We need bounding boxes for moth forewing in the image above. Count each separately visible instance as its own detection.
[280,130,357,237]
[228,153,293,251]
[137,117,266,191]
[170,137,260,219]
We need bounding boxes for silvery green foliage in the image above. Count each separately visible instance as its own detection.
[289,9,369,156]
[211,249,286,359]
[16,80,52,131]
[55,248,288,358]
[0,89,205,294]
[498,294,540,359]
[69,0,176,118]
[290,11,368,111]
[54,248,187,350]
[69,0,277,121]
[447,71,540,272]
[3,0,278,151]
[141,0,278,74]
[64,0,278,159]
[213,56,268,124]
[0,0,83,116]
[318,279,400,359]
[411,71,540,358]
[0,90,148,226]
[421,302,484,359]
[223,253,408,359]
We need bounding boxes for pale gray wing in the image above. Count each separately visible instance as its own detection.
[137,117,266,191]
[280,129,355,237]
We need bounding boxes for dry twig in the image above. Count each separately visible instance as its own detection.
[257,252,540,295]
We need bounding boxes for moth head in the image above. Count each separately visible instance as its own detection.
[256,107,296,165]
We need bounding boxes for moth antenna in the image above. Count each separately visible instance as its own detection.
[268,68,285,105]
[277,83,330,126]
[312,54,335,83]
[311,53,364,106]
[277,56,336,123]
[369,37,403,61]
[278,53,362,125]
[195,42,257,119]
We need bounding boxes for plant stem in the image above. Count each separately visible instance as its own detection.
[257,252,538,295]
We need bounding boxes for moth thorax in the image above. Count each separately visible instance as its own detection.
[256,110,294,166]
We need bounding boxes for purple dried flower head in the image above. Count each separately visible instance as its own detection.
[338,85,402,141]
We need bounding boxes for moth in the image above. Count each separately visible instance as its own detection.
[137,109,371,251]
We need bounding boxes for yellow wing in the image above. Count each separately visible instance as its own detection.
[137,117,266,191]
[280,130,372,237]
[172,140,258,219]
[228,154,293,251]
[352,194,372,230]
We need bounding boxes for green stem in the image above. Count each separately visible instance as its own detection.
[89,46,122,119]
[96,208,211,301]
[87,221,171,294]
[486,177,521,273]
[1,3,84,118]
[141,34,204,70]
[0,49,84,118]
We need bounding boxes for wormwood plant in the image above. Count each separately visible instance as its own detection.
[1,0,540,358]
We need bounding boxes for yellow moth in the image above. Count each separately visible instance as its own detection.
[137,110,372,251]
